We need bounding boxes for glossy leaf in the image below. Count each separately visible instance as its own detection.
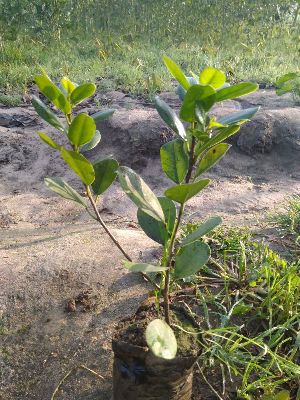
[70,83,96,106]
[60,148,95,185]
[199,67,226,89]
[174,241,211,279]
[137,197,176,245]
[146,319,177,360]
[37,132,61,150]
[208,118,226,128]
[35,74,71,114]
[68,113,96,147]
[92,158,119,195]
[61,77,76,95]
[180,84,216,122]
[163,55,190,90]
[123,261,168,273]
[218,107,259,126]
[195,143,230,177]
[216,82,258,102]
[160,139,188,183]
[91,109,115,123]
[32,96,65,132]
[195,125,240,156]
[118,166,165,222]
[165,179,210,204]
[181,216,222,246]
[44,177,86,207]
[159,196,177,233]
[155,96,186,139]
[80,130,101,152]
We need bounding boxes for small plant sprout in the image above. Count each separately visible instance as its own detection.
[276,72,300,102]
[32,73,142,274]
[118,56,259,358]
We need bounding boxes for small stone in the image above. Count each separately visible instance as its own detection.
[65,299,76,313]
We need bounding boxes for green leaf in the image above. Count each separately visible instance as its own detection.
[159,196,177,233]
[123,261,168,273]
[165,179,210,204]
[44,177,86,207]
[37,132,61,150]
[32,96,65,132]
[35,74,71,114]
[137,197,176,245]
[195,125,240,156]
[262,391,291,400]
[181,216,222,246]
[199,67,226,89]
[218,107,259,126]
[276,81,298,96]
[91,109,115,123]
[232,302,253,316]
[61,77,76,95]
[118,166,165,222]
[216,82,258,102]
[70,83,96,106]
[68,113,96,147]
[174,241,211,279]
[80,130,101,152]
[160,139,188,183]
[276,72,299,86]
[180,84,216,122]
[60,148,95,185]
[92,158,119,195]
[145,319,177,359]
[176,76,198,101]
[154,96,186,139]
[208,118,226,128]
[163,56,190,90]
[195,143,230,177]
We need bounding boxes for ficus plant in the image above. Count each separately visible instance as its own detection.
[117,56,259,359]
[31,72,154,281]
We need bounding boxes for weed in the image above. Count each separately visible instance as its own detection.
[270,195,300,243]
[180,224,300,399]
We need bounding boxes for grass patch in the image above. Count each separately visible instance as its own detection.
[0,5,299,103]
[270,195,300,243]
[179,223,300,399]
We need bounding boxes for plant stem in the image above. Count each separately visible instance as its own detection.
[86,185,132,261]
[86,185,160,290]
[185,136,196,183]
[164,203,185,325]
[163,133,196,325]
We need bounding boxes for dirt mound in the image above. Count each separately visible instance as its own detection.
[93,108,172,169]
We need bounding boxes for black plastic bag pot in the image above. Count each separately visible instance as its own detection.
[112,338,197,400]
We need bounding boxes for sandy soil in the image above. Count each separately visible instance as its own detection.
[0,90,299,400]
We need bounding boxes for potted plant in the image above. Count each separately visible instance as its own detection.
[112,56,259,400]
[32,59,259,400]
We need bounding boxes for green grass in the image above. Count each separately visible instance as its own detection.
[179,223,300,399]
[0,18,298,104]
[270,195,300,242]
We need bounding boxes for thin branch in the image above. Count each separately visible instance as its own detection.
[86,186,132,261]
[86,186,160,290]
